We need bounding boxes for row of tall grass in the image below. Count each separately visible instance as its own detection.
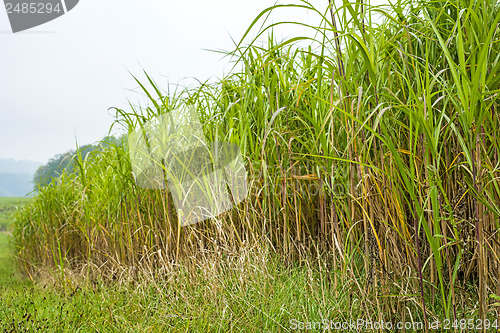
[13,0,500,326]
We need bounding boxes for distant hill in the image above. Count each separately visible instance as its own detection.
[0,185,10,197]
[34,136,122,189]
[0,159,42,175]
[0,173,34,197]
[0,137,122,196]
[0,159,42,197]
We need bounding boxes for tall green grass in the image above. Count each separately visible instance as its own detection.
[12,0,500,325]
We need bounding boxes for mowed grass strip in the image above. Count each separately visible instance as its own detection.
[10,0,500,326]
[1,230,354,332]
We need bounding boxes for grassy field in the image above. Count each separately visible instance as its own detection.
[0,197,27,231]
[8,0,500,330]
[0,215,360,332]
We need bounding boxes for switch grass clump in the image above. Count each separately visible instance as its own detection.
[12,0,500,324]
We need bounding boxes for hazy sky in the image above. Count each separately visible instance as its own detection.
[0,0,383,163]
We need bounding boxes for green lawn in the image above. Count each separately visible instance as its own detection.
[0,196,486,331]
[0,228,355,332]
[0,199,352,332]
[0,197,28,231]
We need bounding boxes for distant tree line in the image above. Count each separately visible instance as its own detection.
[33,136,123,189]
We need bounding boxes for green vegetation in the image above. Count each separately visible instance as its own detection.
[1,230,360,332]
[8,0,500,330]
[33,136,122,189]
[0,197,27,231]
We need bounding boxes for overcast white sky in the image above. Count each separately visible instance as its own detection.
[0,0,385,163]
